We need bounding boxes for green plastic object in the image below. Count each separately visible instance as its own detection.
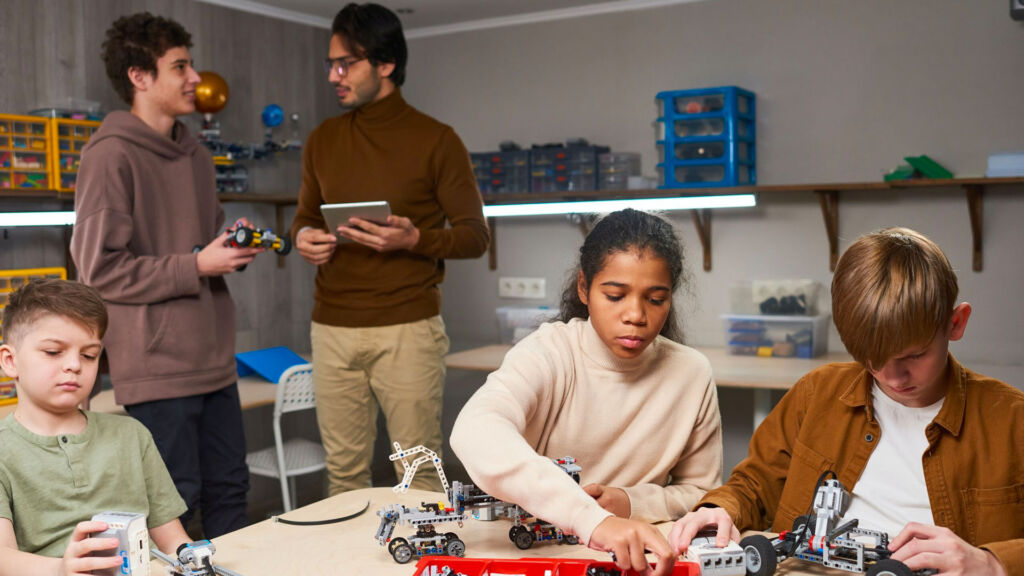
[884,164,916,182]
[904,155,953,179]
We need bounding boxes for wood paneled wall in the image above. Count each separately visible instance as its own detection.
[0,0,339,354]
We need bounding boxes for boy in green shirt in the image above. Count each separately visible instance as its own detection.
[0,279,190,575]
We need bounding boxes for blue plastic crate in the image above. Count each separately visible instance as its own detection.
[655,86,756,188]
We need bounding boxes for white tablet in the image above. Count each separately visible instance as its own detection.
[320,201,391,242]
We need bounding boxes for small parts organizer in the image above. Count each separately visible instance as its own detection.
[656,86,756,188]
[0,113,101,191]
[0,267,68,405]
[0,114,52,190]
[52,118,101,192]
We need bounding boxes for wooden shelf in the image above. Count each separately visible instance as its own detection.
[5,176,1024,273]
[483,177,1024,272]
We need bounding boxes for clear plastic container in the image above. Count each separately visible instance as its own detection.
[722,313,831,358]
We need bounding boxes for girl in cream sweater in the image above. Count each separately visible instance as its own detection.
[451,209,722,576]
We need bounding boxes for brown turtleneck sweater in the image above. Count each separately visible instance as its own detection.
[291,89,489,327]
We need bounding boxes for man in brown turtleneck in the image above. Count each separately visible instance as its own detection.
[291,3,489,495]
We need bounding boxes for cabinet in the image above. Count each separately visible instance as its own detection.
[0,114,51,190]
[50,118,101,192]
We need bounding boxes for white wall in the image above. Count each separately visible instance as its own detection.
[397,0,1024,373]
[399,0,1024,473]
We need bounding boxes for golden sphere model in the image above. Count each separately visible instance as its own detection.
[195,71,229,114]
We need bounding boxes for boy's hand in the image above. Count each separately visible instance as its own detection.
[197,231,262,276]
[295,226,337,265]
[889,522,1008,576]
[588,516,676,576]
[337,215,419,252]
[667,507,740,554]
[59,521,121,576]
[583,483,631,518]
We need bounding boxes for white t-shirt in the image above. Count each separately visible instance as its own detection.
[845,382,943,537]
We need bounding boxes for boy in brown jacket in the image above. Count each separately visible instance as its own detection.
[669,228,1023,576]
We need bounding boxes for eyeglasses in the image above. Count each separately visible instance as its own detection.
[322,56,365,77]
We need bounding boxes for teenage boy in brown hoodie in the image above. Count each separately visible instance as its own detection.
[70,13,261,539]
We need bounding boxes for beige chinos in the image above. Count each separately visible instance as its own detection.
[311,315,449,495]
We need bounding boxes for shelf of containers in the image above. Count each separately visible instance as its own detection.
[471,150,530,194]
[530,144,609,193]
[0,114,52,190]
[656,86,755,188]
[50,118,101,192]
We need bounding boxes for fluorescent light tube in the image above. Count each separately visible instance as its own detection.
[482,194,756,218]
[0,212,76,227]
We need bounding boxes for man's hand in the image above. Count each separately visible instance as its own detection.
[889,522,1008,576]
[583,484,631,518]
[667,507,740,555]
[196,230,262,276]
[295,226,338,265]
[59,521,122,576]
[336,214,420,252]
[589,516,676,576]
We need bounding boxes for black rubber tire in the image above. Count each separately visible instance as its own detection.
[565,535,579,545]
[740,534,778,576]
[390,539,413,564]
[276,236,292,255]
[792,514,813,533]
[514,529,534,550]
[445,537,466,557]
[234,227,254,247]
[867,559,915,576]
[509,526,522,541]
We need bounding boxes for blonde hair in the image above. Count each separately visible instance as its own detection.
[832,228,957,369]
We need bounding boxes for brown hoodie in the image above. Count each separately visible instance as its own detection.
[70,111,237,405]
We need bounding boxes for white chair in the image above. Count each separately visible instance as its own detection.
[245,363,326,512]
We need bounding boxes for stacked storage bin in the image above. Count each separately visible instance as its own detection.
[529,143,609,193]
[598,153,641,190]
[656,86,755,188]
[471,150,530,194]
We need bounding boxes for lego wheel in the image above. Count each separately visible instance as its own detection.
[275,236,292,255]
[513,528,534,550]
[390,538,413,564]
[740,534,778,576]
[233,227,254,247]
[866,559,914,576]
[565,535,579,545]
[509,526,522,541]
[792,514,815,533]
[445,537,466,557]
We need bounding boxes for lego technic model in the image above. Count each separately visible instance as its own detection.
[151,539,243,576]
[374,444,586,563]
[737,472,937,576]
[374,443,470,564]
[681,532,746,576]
[225,223,292,255]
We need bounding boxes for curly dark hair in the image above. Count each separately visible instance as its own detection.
[558,209,688,343]
[332,3,408,86]
[102,12,193,104]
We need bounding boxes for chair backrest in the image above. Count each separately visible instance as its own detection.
[274,363,316,417]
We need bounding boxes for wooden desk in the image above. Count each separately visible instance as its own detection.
[0,375,279,419]
[146,487,845,576]
[446,344,853,427]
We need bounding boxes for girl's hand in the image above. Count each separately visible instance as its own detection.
[589,516,676,576]
[583,483,631,518]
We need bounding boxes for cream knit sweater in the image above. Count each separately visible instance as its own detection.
[450,318,723,545]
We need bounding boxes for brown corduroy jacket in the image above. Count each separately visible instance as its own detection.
[699,354,1024,575]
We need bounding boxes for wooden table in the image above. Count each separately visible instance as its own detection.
[146,486,847,576]
[446,344,853,428]
[0,375,280,419]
